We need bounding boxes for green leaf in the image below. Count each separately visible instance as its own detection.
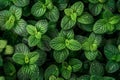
[37,35,51,51]
[53,49,69,63]
[69,58,82,72]
[45,6,59,22]
[17,64,39,80]
[13,19,28,36]
[28,36,40,47]
[102,9,113,19]
[15,43,29,53]
[104,44,119,60]
[82,33,101,51]
[90,61,104,76]
[70,13,77,21]
[104,0,115,12]
[66,39,81,51]
[89,3,103,16]
[71,1,84,16]
[85,51,98,61]
[0,0,10,10]
[3,62,16,76]
[49,75,57,80]
[35,20,48,34]
[77,12,94,24]
[112,54,120,62]
[4,45,14,55]
[0,40,7,49]
[106,61,119,73]
[29,52,39,64]
[93,19,114,34]
[78,22,93,32]
[50,37,66,50]
[61,62,72,79]
[59,29,74,39]
[0,76,5,80]
[31,1,46,17]
[36,50,46,66]
[0,10,12,29]
[12,0,30,7]
[64,8,73,16]
[12,53,25,65]
[45,0,53,10]
[109,15,120,24]
[61,16,76,30]
[9,5,22,20]
[35,32,42,39]
[5,14,15,30]
[45,65,59,80]
[56,0,68,11]
[56,78,64,80]
[26,25,37,35]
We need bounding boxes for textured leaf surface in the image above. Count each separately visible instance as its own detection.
[31,1,46,17]
[61,16,76,30]
[53,49,69,63]
[50,37,66,50]
[66,39,81,51]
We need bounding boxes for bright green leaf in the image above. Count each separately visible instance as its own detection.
[66,39,81,51]
[50,37,66,50]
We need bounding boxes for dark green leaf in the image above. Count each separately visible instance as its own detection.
[89,3,103,16]
[61,16,76,30]
[3,62,16,76]
[17,64,39,80]
[90,61,104,76]
[45,65,59,80]
[53,49,69,63]
[69,58,82,72]
[106,61,119,73]
[104,44,119,60]
[13,19,28,36]
[31,1,46,17]
[15,43,29,53]
[12,0,30,7]
[61,63,72,79]
[9,5,22,20]
[45,6,59,22]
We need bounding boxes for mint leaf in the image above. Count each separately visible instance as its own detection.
[50,37,66,50]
